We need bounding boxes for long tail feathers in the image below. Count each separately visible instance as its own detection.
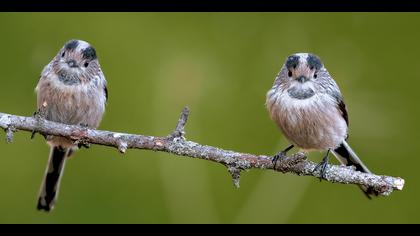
[37,147,68,212]
[332,141,379,199]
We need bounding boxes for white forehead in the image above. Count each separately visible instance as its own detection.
[76,40,90,50]
[294,53,309,63]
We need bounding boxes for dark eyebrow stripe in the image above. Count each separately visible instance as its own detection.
[65,40,79,51]
[286,55,300,69]
[307,54,323,70]
[82,46,97,60]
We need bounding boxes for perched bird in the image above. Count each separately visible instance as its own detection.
[266,53,378,198]
[35,39,108,211]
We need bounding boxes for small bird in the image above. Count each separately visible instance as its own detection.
[266,53,378,198]
[35,39,108,211]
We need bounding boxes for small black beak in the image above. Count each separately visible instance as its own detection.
[296,76,309,83]
[67,59,78,68]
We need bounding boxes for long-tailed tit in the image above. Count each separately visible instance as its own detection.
[266,53,378,198]
[35,39,108,211]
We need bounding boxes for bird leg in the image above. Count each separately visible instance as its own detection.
[313,149,330,181]
[272,144,294,169]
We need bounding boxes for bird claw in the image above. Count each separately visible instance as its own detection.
[272,144,295,169]
[79,123,90,128]
[31,130,37,140]
[31,109,45,139]
[74,138,90,149]
[78,142,90,149]
[313,156,329,181]
[272,151,287,169]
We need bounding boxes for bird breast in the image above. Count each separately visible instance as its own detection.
[36,74,106,129]
[266,87,348,151]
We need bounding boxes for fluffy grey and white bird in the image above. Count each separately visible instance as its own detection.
[266,53,378,198]
[35,39,108,211]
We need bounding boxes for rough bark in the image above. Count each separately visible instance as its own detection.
[0,107,404,196]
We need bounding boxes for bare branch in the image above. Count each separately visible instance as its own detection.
[0,108,405,196]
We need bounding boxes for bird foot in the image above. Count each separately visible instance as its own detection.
[272,151,287,169]
[313,155,329,181]
[31,109,47,139]
[74,137,90,149]
[79,123,90,128]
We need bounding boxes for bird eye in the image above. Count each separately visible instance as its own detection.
[314,73,318,78]
[288,70,292,77]
[61,52,65,57]
[84,62,89,67]
[310,66,314,70]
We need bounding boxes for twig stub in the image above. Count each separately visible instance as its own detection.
[170,106,190,138]
[227,165,241,188]
[5,126,15,143]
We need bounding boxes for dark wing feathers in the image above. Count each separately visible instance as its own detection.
[104,86,108,103]
[338,99,348,126]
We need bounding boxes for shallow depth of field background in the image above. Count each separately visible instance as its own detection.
[0,13,416,223]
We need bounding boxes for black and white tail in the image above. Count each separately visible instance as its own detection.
[332,141,379,199]
[37,147,68,212]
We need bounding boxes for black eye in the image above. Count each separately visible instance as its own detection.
[310,66,314,70]
[314,73,318,78]
[61,52,65,57]
[288,70,292,77]
[84,62,89,67]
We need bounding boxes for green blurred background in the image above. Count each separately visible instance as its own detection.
[0,13,416,223]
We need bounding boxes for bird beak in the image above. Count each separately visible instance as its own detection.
[296,76,309,83]
[67,60,78,68]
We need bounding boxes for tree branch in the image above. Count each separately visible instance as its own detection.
[0,107,404,196]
